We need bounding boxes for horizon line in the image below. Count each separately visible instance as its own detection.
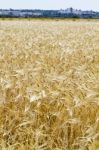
[0,7,99,12]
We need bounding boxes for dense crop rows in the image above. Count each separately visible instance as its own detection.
[0,19,99,150]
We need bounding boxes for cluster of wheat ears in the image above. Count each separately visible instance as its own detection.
[0,19,99,150]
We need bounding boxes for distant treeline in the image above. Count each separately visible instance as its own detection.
[0,8,99,18]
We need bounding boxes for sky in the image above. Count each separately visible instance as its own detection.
[0,0,99,11]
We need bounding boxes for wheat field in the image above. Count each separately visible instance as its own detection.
[0,19,99,150]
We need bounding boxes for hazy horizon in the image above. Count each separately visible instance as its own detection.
[0,0,99,11]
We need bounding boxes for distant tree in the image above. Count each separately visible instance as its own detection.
[70,7,73,13]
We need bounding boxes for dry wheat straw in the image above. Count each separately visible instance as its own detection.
[0,19,99,150]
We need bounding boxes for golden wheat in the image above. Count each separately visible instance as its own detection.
[0,19,99,150]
